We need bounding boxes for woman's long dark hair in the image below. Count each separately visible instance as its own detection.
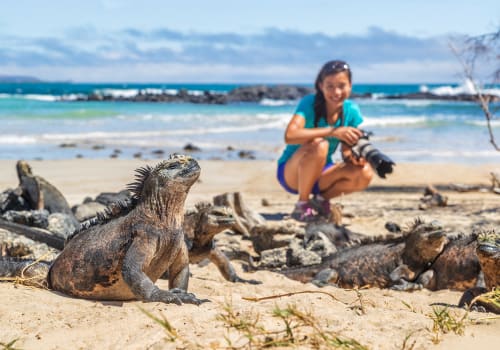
[313,60,352,127]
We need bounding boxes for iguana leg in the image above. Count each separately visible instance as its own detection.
[209,247,262,284]
[168,243,210,304]
[458,287,488,310]
[122,241,206,305]
[390,264,423,291]
[389,264,416,282]
[311,268,339,287]
[390,279,423,291]
[416,270,437,290]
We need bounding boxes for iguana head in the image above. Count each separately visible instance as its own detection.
[16,160,33,180]
[184,201,236,248]
[477,229,500,254]
[403,220,448,267]
[476,229,499,290]
[127,154,201,202]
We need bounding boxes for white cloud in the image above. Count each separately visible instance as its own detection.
[0,26,470,83]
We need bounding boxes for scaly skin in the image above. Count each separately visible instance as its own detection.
[182,202,261,284]
[47,155,204,304]
[416,234,481,291]
[277,221,448,290]
[13,155,207,305]
[459,230,500,313]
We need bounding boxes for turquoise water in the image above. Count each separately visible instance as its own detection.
[0,82,499,164]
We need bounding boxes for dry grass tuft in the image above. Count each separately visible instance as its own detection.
[0,338,21,350]
[427,306,468,344]
[217,299,368,349]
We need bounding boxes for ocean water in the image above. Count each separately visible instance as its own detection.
[1,82,499,165]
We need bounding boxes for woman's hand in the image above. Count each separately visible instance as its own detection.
[341,144,366,166]
[331,127,363,146]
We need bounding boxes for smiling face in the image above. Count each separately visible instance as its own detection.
[319,71,352,113]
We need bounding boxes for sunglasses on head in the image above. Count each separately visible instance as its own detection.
[324,61,350,73]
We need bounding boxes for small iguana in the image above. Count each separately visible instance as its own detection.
[182,201,261,284]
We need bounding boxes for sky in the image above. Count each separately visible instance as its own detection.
[0,0,498,83]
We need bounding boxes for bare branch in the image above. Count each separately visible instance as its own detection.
[449,29,500,151]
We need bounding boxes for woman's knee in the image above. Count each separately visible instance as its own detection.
[305,138,329,157]
[345,163,373,191]
[296,139,329,168]
[356,163,374,189]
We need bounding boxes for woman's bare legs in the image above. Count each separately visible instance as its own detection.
[283,138,374,201]
[283,138,329,201]
[318,162,373,199]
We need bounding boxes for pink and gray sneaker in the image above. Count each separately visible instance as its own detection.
[290,201,317,222]
[310,195,331,219]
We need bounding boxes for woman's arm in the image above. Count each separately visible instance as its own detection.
[284,115,363,145]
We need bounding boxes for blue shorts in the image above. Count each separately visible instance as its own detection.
[276,162,334,195]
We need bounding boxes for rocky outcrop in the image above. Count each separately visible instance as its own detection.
[64,84,499,104]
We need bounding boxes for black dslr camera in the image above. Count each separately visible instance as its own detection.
[350,130,395,178]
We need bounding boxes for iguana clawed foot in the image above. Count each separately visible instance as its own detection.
[150,287,210,305]
[231,276,262,285]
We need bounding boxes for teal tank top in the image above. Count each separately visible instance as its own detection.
[277,94,364,165]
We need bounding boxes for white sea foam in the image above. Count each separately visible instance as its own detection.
[22,94,58,102]
[430,79,500,97]
[58,94,86,101]
[390,149,500,159]
[163,89,178,95]
[2,120,286,145]
[360,99,443,107]
[97,89,139,98]
[362,116,427,127]
[0,135,38,144]
[419,85,429,93]
[92,88,217,98]
[259,98,296,106]
[142,88,164,95]
[465,119,500,127]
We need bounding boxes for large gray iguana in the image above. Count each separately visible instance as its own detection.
[0,155,207,305]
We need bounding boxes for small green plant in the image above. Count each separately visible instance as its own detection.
[399,328,427,350]
[0,338,21,350]
[216,300,265,348]
[400,300,418,313]
[427,306,468,344]
[217,299,368,349]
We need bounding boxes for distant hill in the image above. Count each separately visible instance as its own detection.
[0,75,41,83]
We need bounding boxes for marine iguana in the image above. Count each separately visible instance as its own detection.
[0,155,207,305]
[413,232,481,291]
[458,230,500,313]
[182,201,261,284]
[0,199,261,285]
[271,219,449,290]
[15,160,79,229]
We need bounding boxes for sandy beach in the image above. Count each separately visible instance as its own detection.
[0,159,499,349]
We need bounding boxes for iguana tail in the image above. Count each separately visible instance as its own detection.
[0,257,50,288]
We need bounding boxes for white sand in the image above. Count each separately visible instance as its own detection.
[0,159,498,349]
